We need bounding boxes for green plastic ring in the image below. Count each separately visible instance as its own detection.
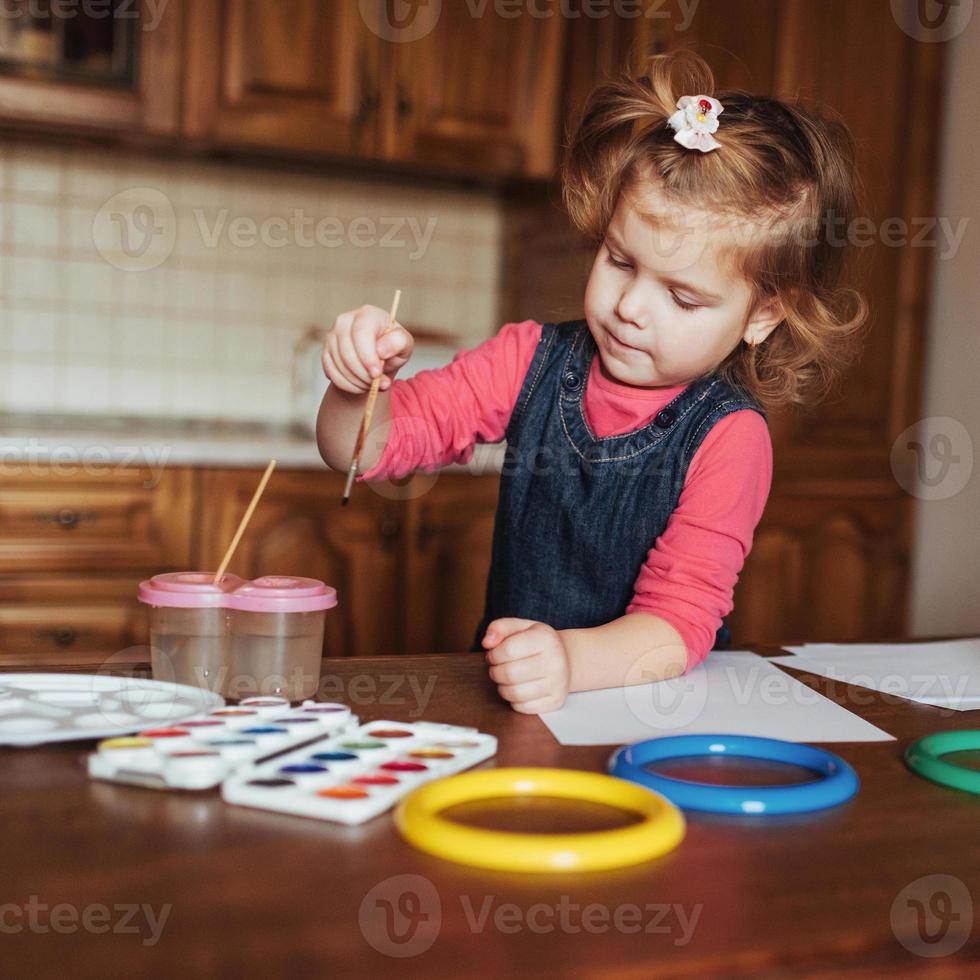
[905,730,980,795]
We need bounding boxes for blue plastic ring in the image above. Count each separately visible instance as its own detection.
[608,734,859,815]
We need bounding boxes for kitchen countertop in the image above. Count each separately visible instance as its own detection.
[0,412,507,474]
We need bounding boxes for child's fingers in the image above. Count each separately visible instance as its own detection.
[377,326,414,374]
[485,632,545,665]
[496,679,552,704]
[337,328,373,386]
[483,617,539,648]
[488,656,545,686]
[329,310,355,341]
[483,620,545,662]
[351,314,384,378]
[324,335,365,392]
[510,695,564,715]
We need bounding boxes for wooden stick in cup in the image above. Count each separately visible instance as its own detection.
[341,289,401,507]
[212,459,277,584]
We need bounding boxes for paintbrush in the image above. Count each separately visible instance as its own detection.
[213,459,277,583]
[341,289,401,506]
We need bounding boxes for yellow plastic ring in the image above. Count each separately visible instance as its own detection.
[394,767,685,873]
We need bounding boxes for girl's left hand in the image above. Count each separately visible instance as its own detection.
[482,618,570,714]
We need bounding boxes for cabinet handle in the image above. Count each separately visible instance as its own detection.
[396,83,413,120]
[34,508,100,530]
[356,86,379,125]
[35,627,82,648]
[416,507,435,552]
[378,516,401,544]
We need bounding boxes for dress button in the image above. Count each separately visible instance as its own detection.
[654,408,676,428]
[563,373,582,391]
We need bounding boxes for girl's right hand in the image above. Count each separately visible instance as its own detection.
[322,304,414,394]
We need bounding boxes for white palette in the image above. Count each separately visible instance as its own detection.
[0,673,224,747]
[87,698,356,790]
[222,719,497,825]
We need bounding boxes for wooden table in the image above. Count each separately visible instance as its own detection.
[2,650,978,979]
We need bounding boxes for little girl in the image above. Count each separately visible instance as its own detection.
[317,51,866,715]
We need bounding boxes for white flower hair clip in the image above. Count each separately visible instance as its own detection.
[667,95,723,153]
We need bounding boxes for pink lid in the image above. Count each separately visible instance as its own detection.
[138,572,245,609]
[138,573,337,613]
[228,576,338,613]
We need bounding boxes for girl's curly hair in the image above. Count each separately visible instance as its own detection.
[561,49,869,411]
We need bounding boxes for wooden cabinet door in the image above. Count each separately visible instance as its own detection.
[0,574,148,666]
[0,466,194,573]
[667,0,782,90]
[767,0,941,483]
[0,0,181,137]
[561,0,665,147]
[749,0,942,640]
[384,4,567,178]
[195,469,403,657]
[183,0,381,158]
[730,494,909,644]
[401,474,499,654]
[0,465,193,663]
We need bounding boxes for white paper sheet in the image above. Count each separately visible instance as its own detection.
[539,651,894,746]
[771,637,980,711]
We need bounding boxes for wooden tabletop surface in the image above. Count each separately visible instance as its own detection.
[1,648,978,979]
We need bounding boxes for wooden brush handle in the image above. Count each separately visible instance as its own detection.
[213,459,277,584]
[349,290,401,472]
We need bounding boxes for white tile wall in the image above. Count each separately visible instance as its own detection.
[0,143,503,422]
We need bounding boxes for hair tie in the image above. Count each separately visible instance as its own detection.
[667,95,723,153]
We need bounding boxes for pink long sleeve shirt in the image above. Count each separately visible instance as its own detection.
[360,320,772,670]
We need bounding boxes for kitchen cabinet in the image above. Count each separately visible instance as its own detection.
[184,0,566,179]
[383,3,566,178]
[1,0,575,179]
[195,469,501,657]
[560,0,664,143]
[0,465,194,573]
[0,463,502,662]
[0,466,194,663]
[400,474,498,654]
[195,468,405,658]
[0,574,145,666]
[0,0,182,138]
[0,450,922,660]
[182,0,381,160]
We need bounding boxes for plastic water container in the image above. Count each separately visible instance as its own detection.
[227,576,337,701]
[138,573,337,700]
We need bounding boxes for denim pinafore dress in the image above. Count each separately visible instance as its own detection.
[470,319,767,653]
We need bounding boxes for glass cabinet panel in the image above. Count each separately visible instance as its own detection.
[0,0,135,87]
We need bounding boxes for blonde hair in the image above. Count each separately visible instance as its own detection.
[561,50,869,411]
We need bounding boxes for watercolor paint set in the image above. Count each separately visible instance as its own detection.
[87,697,356,790]
[222,719,498,825]
[0,673,223,747]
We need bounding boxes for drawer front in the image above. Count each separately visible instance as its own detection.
[0,468,194,572]
[0,574,149,665]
